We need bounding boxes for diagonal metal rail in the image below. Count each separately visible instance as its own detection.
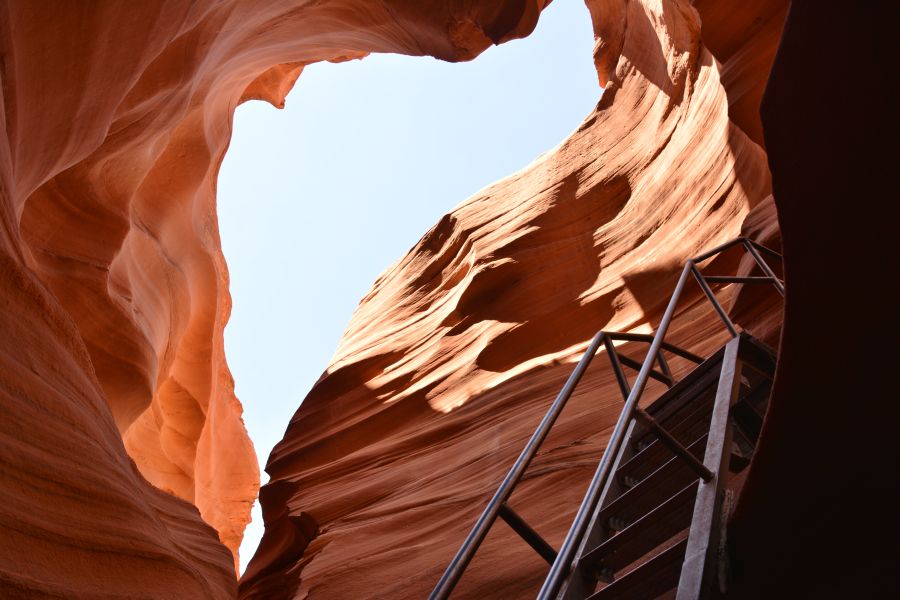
[429,237,783,600]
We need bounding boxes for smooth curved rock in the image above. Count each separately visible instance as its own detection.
[0,0,556,595]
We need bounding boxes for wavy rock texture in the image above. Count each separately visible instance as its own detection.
[242,1,787,598]
[0,0,791,597]
[0,0,549,596]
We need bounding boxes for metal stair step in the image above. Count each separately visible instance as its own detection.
[731,392,767,442]
[620,403,713,483]
[582,482,696,575]
[631,353,725,447]
[633,409,713,482]
[597,437,706,528]
[586,538,688,600]
[633,391,716,453]
[624,378,772,486]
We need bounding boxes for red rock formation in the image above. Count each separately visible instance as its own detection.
[241,1,786,598]
[0,0,550,596]
[1,0,798,598]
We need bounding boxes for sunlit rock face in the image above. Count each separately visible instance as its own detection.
[0,0,550,596]
[0,0,786,598]
[242,1,787,598]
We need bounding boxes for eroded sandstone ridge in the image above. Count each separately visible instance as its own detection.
[0,0,788,598]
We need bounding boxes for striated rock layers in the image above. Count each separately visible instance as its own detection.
[0,0,790,598]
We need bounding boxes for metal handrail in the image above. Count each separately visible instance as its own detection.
[428,331,606,600]
[537,237,782,599]
[428,331,702,600]
[535,262,694,599]
[430,237,783,600]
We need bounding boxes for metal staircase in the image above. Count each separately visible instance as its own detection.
[430,237,784,600]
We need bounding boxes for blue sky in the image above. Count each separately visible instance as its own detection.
[217,0,600,572]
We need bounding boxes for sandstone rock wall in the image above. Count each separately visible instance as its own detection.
[0,0,786,598]
[0,0,549,596]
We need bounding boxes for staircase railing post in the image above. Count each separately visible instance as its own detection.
[676,335,743,599]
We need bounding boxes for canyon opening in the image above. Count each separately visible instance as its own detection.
[217,0,598,574]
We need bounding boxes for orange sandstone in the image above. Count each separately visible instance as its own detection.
[0,0,551,595]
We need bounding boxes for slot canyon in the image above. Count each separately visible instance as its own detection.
[0,1,895,599]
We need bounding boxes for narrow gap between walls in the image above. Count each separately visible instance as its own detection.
[216,0,601,573]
